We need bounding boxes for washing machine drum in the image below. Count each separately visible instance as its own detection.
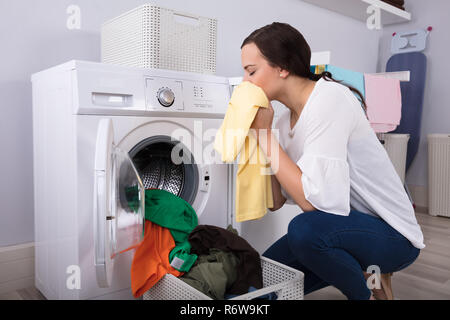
[129,136,199,205]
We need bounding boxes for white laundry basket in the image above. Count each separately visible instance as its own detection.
[143,256,304,300]
[427,134,450,217]
[101,3,217,74]
[377,133,410,184]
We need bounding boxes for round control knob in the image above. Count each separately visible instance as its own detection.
[157,88,175,107]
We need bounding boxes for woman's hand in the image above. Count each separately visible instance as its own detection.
[250,102,274,131]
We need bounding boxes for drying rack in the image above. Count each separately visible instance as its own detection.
[310,50,411,80]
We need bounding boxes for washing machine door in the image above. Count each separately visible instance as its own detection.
[94,118,145,288]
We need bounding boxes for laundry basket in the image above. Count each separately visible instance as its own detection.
[377,133,410,184]
[428,134,450,217]
[101,3,217,74]
[143,256,304,300]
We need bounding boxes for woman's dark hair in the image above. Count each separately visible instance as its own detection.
[241,22,367,114]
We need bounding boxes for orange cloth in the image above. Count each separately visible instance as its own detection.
[131,220,183,298]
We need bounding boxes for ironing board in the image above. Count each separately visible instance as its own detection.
[386,52,427,173]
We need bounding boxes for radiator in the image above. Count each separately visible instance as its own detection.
[428,134,450,217]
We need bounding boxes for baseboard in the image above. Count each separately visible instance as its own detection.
[0,242,34,295]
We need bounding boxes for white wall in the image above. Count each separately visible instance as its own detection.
[0,0,382,246]
[377,0,450,207]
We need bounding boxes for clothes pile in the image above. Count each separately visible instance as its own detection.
[182,224,263,300]
[130,188,270,300]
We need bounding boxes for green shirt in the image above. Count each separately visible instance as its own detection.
[143,188,198,272]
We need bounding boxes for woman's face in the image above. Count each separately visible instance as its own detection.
[241,42,284,100]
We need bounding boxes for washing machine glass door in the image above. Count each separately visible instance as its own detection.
[94,119,145,288]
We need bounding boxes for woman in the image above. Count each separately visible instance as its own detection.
[242,22,425,300]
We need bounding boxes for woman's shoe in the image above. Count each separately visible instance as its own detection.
[379,273,394,300]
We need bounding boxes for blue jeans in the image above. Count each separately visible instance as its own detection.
[263,209,421,300]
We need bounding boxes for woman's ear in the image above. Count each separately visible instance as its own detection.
[278,68,289,79]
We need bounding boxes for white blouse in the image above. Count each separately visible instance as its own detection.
[274,77,425,249]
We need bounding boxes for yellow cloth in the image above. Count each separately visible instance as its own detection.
[214,81,273,222]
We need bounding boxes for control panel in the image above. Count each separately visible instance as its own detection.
[68,61,231,116]
[146,78,184,111]
[145,76,230,116]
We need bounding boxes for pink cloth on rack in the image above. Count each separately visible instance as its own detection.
[371,124,397,132]
[364,74,402,133]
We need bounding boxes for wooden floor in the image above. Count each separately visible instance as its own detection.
[0,286,46,300]
[1,208,449,300]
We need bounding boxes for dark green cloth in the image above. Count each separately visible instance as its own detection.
[188,224,263,295]
[143,188,198,272]
[180,248,240,300]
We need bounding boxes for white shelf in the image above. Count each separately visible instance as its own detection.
[301,0,411,26]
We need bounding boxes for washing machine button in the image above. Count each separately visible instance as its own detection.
[157,87,175,107]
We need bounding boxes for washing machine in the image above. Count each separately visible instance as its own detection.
[31,60,235,299]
